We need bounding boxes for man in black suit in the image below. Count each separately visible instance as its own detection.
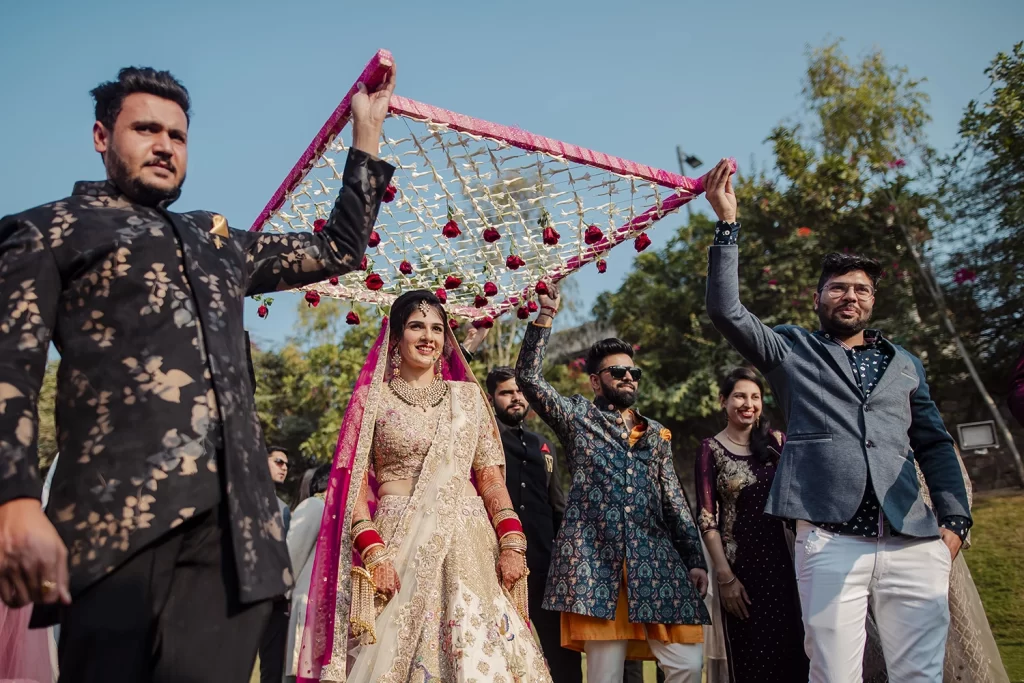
[485,366,580,683]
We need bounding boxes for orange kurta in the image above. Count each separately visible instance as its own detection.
[560,414,704,660]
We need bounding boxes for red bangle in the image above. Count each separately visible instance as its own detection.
[540,306,557,314]
[353,528,384,554]
[495,518,524,539]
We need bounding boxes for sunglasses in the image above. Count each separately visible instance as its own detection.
[271,458,289,468]
[597,365,643,381]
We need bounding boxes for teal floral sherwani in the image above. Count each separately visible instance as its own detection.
[516,322,710,625]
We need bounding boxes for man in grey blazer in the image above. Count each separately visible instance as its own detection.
[701,160,971,683]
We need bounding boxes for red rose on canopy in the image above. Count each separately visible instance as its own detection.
[442,220,462,239]
[483,227,501,243]
[584,225,604,245]
[597,259,607,273]
[313,219,327,233]
[634,233,652,252]
[257,305,269,318]
[399,261,413,275]
[304,291,321,307]
[449,318,460,330]
[543,227,560,246]
[358,255,368,271]
[366,273,384,290]
[435,288,448,303]
[472,316,495,329]
[474,295,488,308]
[527,301,539,313]
[329,276,339,286]
[346,311,360,325]
[382,184,397,203]
[535,281,549,295]
[953,268,977,284]
[368,230,381,247]
[483,281,498,297]
[506,254,525,270]
[517,306,530,319]
[444,275,462,290]
[797,227,812,237]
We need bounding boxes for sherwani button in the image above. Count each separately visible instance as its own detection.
[620,432,629,439]
[624,506,631,513]
[627,486,634,493]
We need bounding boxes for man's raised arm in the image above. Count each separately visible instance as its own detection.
[703,159,791,374]
[515,285,576,440]
[241,67,397,296]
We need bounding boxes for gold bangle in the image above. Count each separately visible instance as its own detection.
[491,509,521,528]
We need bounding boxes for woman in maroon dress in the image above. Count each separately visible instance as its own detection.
[694,368,808,682]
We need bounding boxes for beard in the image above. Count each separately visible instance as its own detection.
[601,378,637,408]
[106,144,184,208]
[495,403,527,427]
[817,301,870,337]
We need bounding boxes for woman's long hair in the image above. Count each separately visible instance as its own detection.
[719,367,777,464]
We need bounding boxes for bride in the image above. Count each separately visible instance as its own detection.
[295,289,553,683]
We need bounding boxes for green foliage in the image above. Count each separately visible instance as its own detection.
[940,42,1024,393]
[252,299,380,485]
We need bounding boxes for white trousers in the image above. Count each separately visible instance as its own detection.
[794,521,952,683]
[584,639,703,683]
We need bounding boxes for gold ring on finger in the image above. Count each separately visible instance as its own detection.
[40,580,56,595]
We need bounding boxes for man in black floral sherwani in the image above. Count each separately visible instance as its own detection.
[0,65,395,682]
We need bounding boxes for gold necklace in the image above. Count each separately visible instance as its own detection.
[389,374,448,410]
[723,431,751,448]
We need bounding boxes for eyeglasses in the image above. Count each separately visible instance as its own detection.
[597,365,643,381]
[822,283,875,301]
[271,458,288,468]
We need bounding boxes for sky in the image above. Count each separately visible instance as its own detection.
[2,0,1021,352]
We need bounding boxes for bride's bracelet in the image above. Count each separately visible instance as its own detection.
[362,544,393,571]
[499,531,528,554]
[718,574,738,586]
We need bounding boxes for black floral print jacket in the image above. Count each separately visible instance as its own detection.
[0,148,393,604]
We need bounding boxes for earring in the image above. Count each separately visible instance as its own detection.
[391,346,402,369]
[756,416,761,428]
[435,356,442,375]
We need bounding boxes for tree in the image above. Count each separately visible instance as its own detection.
[594,41,962,492]
[941,42,1024,402]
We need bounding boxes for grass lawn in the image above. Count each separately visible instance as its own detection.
[966,492,1024,682]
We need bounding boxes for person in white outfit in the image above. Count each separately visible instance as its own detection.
[284,463,330,681]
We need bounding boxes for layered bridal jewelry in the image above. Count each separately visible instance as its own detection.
[389,374,448,410]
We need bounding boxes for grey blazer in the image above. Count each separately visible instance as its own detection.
[706,245,970,537]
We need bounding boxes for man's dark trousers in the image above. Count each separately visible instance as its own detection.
[56,503,272,683]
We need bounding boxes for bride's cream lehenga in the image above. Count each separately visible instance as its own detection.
[296,316,552,683]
